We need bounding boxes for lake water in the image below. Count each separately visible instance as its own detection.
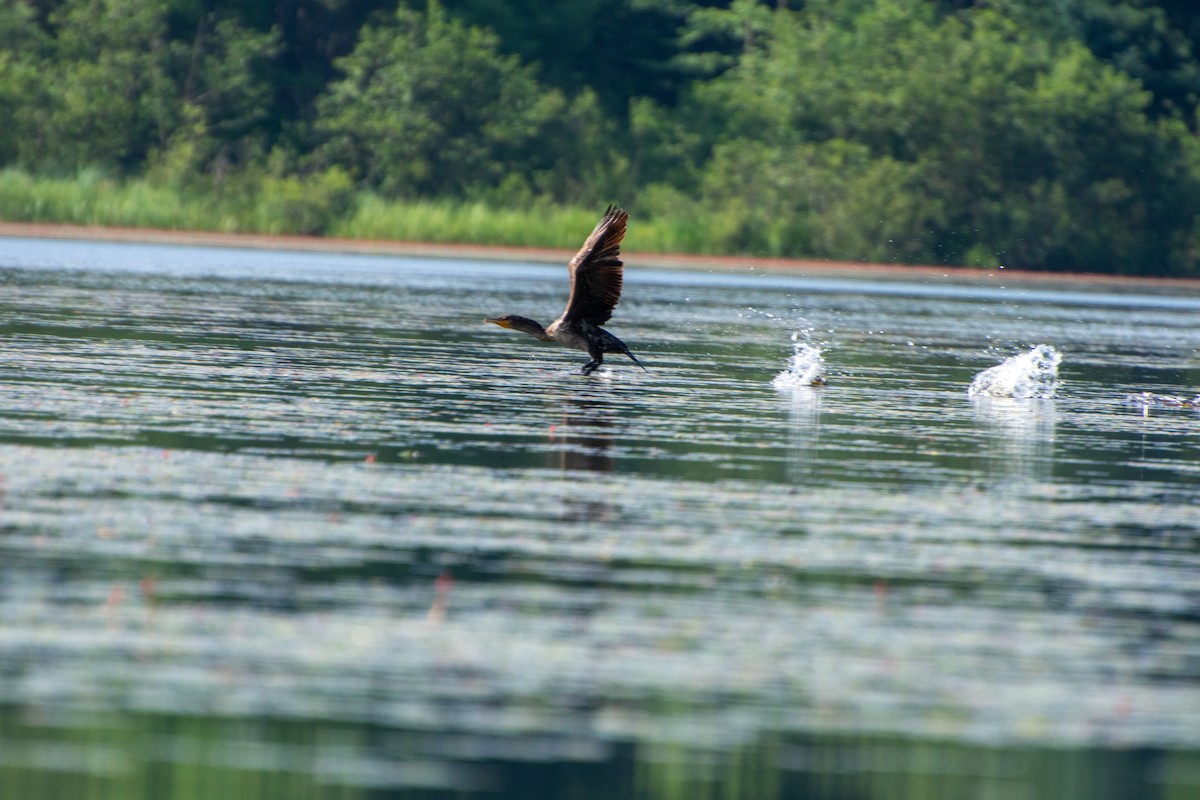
[0,236,1198,799]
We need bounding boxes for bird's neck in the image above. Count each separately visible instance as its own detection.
[506,315,552,341]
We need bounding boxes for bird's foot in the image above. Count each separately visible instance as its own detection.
[580,360,600,375]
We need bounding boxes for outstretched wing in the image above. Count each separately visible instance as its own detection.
[562,205,628,325]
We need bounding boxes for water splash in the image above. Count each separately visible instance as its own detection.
[967,345,1061,399]
[772,332,828,389]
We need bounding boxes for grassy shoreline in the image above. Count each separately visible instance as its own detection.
[4,169,1200,288]
[0,168,720,255]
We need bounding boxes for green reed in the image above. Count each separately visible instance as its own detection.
[0,168,725,254]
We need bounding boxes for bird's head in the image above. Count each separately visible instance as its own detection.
[483,314,549,341]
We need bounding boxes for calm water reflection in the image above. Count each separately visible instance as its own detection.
[0,236,1198,799]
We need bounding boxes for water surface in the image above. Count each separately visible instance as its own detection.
[1,237,1198,799]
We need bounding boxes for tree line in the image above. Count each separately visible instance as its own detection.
[3,0,1200,275]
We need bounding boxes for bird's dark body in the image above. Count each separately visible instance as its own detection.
[485,206,645,375]
[548,319,640,375]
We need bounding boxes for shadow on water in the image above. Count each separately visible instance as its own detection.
[552,389,617,523]
[553,390,616,477]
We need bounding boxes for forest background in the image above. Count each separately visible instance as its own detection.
[3,0,1200,276]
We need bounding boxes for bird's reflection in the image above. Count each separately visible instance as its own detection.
[550,390,617,522]
[970,397,1057,490]
[781,387,823,489]
[553,394,616,474]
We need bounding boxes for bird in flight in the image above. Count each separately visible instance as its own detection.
[485,205,645,375]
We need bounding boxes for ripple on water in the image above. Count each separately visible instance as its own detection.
[0,246,1199,792]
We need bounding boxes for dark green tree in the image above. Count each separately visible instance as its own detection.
[1,0,278,177]
[21,0,179,171]
[0,2,49,166]
[313,1,619,201]
[665,0,1200,273]
[440,0,707,115]
[937,0,1200,124]
[153,11,281,180]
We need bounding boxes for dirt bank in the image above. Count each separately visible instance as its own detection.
[3,220,1198,289]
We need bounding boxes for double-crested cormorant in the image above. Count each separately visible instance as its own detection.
[485,205,646,375]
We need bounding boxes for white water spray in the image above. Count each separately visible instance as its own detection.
[772,332,828,389]
[968,345,1061,399]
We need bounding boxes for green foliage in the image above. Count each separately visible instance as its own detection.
[442,0,695,114]
[333,196,605,246]
[249,168,357,235]
[0,168,224,229]
[2,0,278,178]
[696,138,940,261]
[673,0,1200,272]
[14,0,176,171]
[941,0,1200,121]
[159,14,281,174]
[0,167,748,255]
[315,3,569,199]
[0,166,352,235]
[0,3,47,166]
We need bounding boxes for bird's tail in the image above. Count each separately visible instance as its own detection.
[625,349,648,371]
